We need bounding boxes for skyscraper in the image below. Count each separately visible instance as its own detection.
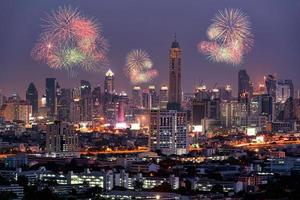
[149,85,159,109]
[142,89,150,109]
[168,36,182,108]
[92,86,102,119]
[104,69,115,94]
[265,74,277,101]
[276,79,293,103]
[238,69,252,102]
[26,83,38,116]
[103,69,117,122]
[80,80,92,121]
[159,86,168,110]
[131,86,142,109]
[46,78,57,119]
[57,88,71,122]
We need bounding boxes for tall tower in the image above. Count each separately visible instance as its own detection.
[104,69,115,94]
[80,80,92,121]
[168,36,182,109]
[26,83,38,116]
[46,78,57,119]
[238,69,252,102]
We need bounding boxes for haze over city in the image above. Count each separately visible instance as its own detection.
[1,0,300,97]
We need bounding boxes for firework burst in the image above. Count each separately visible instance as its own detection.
[32,6,109,73]
[125,49,158,84]
[199,8,253,65]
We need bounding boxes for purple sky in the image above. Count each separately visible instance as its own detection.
[1,0,300,98]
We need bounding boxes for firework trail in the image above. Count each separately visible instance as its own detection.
[199,8,253,65]
[125,49,158,84]
[32,6,109,73]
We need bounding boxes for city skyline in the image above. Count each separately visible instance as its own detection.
[1,0,300,97]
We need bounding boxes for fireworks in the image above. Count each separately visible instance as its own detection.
[199,8,253,65]
[32,6,109,73]
[125,49,158,84]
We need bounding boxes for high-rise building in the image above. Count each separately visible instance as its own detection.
[265,74,277,101]
[104,69,115,94]
[150,109,187,155]
[26,83,38,116]
[149,85,159,109]
[195,85,210,101]
[159,86,168,110]
[46,78,57,119]
[0,98,32,124]
[57,88,71,122]
[80,80,92,121]
[191,99,210,126]
[238,69,253,102]
[46,121,79,157]
[219,85,232,102]
[132,86,142,109]
[259,94,273,121]
[142,89,150,109]
[168,37,182,109]
[92,86,102,119]
[276,79,293,103]
[104,69,116,121]
[117,91,129,122]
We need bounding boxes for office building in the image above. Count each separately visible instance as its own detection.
[168,37,182,109]
[150,109,187,155]
[26,83,38,116]
[46,78,57,119]
[46,121,79,157]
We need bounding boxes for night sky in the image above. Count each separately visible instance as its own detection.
[1,0,300,97]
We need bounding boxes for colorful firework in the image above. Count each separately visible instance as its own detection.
[125,49,158,84]
[32,6,109,73]
[199,8,253,65]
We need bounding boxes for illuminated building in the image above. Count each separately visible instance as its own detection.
[132,86,142,109]
[92,86,102,119]
[148,85,159,109]
[26,83,38,116]
[191,99,210,126]
[259,94,273,121]
[219,85,232,102]
[117,91,129,122]
[103,69,116,121]
[70,99,81,122]
[168,36,182,109]
[159,86,168,109]
[0,100,32,124]
[265,74,277,102]
[104,69,115,94]
[150,109,187,155]
[276,79,293,103]
[46,121,79,157]
[195,85,210,101]
[238,69,253,102]
[80,80,92,121]
[142,89,150,109]
[46,78,57,119]
[57,88,71,122]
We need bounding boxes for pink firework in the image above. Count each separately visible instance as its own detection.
[32,6,109,72]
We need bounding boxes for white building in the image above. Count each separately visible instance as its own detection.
[150,109,188,155]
